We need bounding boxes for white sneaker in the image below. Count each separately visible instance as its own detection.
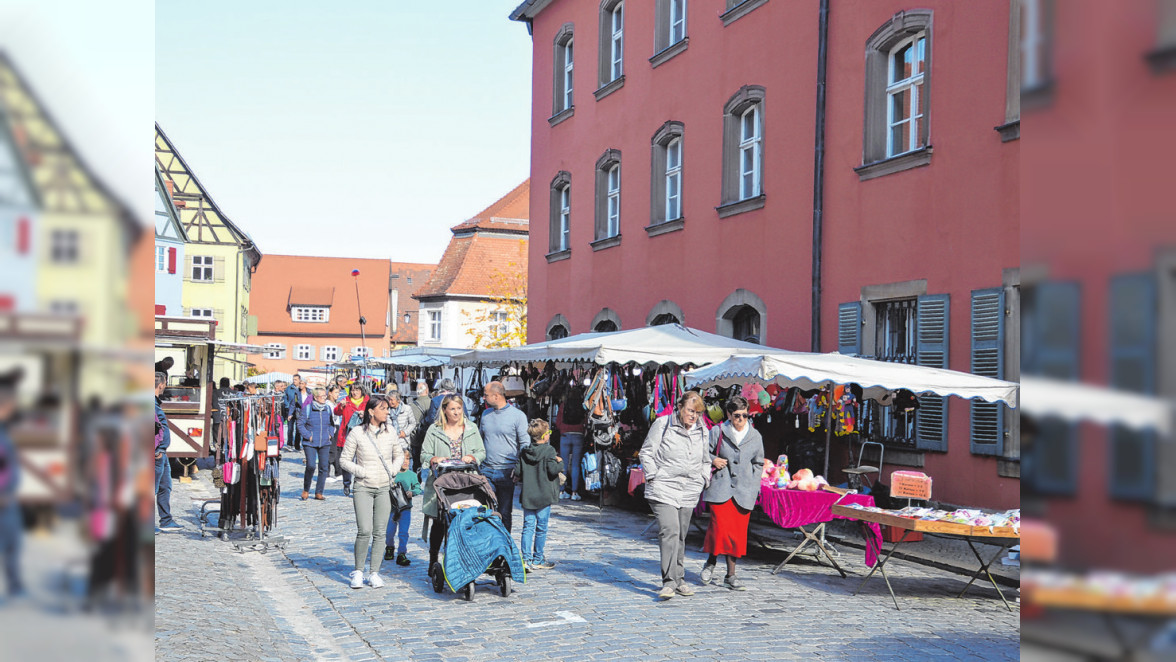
[349,570,364,589]
[559,492,569,500]
[571,493,582,501]
[367,572,385,588]
[327,475,343,483]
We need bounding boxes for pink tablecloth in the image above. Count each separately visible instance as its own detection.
[758,484,883,567]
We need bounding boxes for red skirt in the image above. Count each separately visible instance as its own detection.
[704,498,752,557]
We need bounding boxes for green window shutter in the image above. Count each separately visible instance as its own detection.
[915,294,949,452]
[837,302,861,356]
[1108,274,1157,501]
[970,288,1005,456]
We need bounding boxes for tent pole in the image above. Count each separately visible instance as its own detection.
[824,382,833,480]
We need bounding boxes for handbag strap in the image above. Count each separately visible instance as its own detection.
[362,429,398,484]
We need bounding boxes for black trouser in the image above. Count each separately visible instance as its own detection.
[287,414,301,451]
[328,444,352,488]
[428,516,447,566]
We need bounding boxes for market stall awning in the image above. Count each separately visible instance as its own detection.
[449,325,781,368]
[1020,376,1171,434]
[684,353,1019,406]
[247,372,294,385]
[208,340,267,354]
[369,347,464,368]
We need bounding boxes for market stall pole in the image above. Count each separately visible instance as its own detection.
[831,504,1019,611]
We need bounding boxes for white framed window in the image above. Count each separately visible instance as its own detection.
[191,308,214,319]
[491,311,509,336]
[886,33,927,158]
[295,344,313,361]
[564,40,574,111]
[350,346,372,359]
[665,138,682,221]
[606,165,621,237]
[191,255,214,282]
[264,343,285,360]
[670,0,686,45]
[428,310,442,342]
[292,306,329,323]
[49,300,78,316]
[156,246,167,272]
[49,229,78,264]
[739,105,762,200]
[559,185,571,250]
[611,4,624,80]
[322,346,340,362]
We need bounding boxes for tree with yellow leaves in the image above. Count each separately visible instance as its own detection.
[463,240,528,348]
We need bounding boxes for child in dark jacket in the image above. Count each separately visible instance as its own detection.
[384,458,423,566]
[515,419,564,571]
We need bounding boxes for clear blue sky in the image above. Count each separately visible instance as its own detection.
[156,1,534,263]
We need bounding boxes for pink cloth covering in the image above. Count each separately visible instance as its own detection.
[758,484,883,567]
[628,467,645,496]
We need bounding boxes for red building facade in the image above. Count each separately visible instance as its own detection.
[512,0,1018,509]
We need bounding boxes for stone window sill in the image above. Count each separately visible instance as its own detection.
[854,146,933,182]
[591,234,621,251]
[716,194,766,219]
[594,76,625,101]
[720,0,769,27]
[997,458,1020,479]
[644,218,684,237]
[885,448,925,468]
[548,106,574,127]
[995,120,1020,142]
[649,38,689,69]
[545,249,571,263]
[1146,43,1176,74]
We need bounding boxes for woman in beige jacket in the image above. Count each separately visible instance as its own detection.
[339,395,405,589]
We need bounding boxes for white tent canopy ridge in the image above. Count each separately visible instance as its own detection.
[449,324,778,368]
[1019,376,1171,435]
[684,353,1019,407]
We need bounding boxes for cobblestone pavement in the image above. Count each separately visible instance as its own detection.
[155,454,1020,661]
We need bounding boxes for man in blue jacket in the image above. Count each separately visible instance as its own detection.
[155,372,182,532]
[284,374,305,452]
[0,368,25,595]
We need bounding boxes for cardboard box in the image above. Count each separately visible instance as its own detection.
[882,524,923,543]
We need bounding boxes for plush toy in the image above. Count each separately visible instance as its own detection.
[761,460,775,482]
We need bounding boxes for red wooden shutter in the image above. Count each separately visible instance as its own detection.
[16,217,29,254]
[167,247,177,273]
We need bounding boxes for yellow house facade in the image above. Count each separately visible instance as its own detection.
[155,124,261,383]
[0,53,141,402]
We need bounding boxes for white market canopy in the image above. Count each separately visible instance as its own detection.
[684,353,1020,407]
[369,347,464,368]
[247,372,293,385]
[449,325,776,368]
[1019,376,1172,435]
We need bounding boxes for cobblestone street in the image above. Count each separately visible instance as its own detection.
[155,455,1020,661]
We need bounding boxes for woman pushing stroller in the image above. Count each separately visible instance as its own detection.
[421,394,485,572]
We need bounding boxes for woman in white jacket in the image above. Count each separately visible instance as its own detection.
[339,395,404,589]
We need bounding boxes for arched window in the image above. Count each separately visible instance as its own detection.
[860,10,933,178]
[548,324,569,340]
[716,288,767,342]
[719,85,766,215]
[598,1,624,87]
[650,121,685,227]
[548,171,572,256]
[594,149,622,243]
[647,299,685,327]
[551,23,575,124]
[591,307,622,332]
[651,313,680,326]
[594,319,618,333]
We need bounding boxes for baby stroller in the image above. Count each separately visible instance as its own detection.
[427,462,525,601]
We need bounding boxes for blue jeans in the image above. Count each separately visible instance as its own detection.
[521,507,551,564]
[155,452,173,526]
[559,432,584,495]
[303,445,331,494]
[0,504,22,595]
[481,466,517,532]
[385,507,412,554]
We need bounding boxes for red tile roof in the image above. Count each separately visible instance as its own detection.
[449,179,530,234]
[416,181,529,299]
[251,255,392,337]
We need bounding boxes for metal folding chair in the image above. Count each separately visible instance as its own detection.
[843,440,884,493]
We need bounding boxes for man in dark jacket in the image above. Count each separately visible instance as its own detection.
[155,372,182,532]
[284,374,305,452]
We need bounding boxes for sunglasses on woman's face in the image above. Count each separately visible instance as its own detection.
[730,412,750,419]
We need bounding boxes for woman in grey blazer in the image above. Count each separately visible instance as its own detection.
[701,396,765,590]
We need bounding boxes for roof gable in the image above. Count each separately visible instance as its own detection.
[450,179,530,234]
[0,52,139,235]
[155,123,259,262]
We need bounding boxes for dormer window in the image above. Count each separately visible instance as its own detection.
[292,306,329,322]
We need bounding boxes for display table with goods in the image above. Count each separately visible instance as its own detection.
[831,503,1020,610]
[757,477,883,578]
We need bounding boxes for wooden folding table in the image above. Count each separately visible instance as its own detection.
[831,504,1019,611]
